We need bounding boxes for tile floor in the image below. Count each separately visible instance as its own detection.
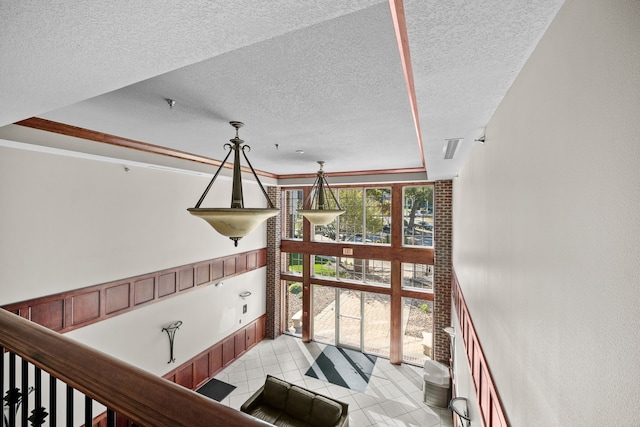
[214,334,453,427]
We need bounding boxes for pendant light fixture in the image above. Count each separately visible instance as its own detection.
[298,161,345,225]
[187,121,279,246]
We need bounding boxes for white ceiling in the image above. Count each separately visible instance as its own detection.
[0,0,564,182]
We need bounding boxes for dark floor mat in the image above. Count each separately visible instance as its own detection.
[305,346,377,392]
[196,378,236,402]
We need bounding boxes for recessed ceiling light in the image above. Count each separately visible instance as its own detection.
[443,138,462,159]
[296,150,304,155]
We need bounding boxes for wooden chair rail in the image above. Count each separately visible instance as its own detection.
[0,308,270,427]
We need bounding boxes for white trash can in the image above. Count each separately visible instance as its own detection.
[423,360,450,408]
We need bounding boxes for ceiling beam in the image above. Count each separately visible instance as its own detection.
[14,117,429,184]
[388,0,426,172]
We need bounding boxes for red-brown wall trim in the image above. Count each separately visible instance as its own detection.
[277,167,427,180]
[14,117,278,179]
[388,0,426,171]
[15,117,427,181]
[2,249,267,334]
[451,269,509,427]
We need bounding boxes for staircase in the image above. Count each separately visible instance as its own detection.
[0,309,269,427]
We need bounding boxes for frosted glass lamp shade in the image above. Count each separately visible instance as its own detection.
[188,208,279,239]
[298,209,345,226]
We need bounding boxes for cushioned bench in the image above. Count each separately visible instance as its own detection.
[240,375,349,427]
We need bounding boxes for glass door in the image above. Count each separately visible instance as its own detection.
[313,286,390,357]
[337,289,363,350]
[312,285,336,344]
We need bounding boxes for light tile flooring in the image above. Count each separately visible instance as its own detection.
[214,334,453,427]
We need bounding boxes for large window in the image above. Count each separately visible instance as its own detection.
[363,259,391,285]
[336,189,364,242]
[310,255,339,280]
[281,252,303,276]
[282,189,303,240]
[402,263,433,291]
[313,187,391,244]
[402,297,433,364]
[365,188,391,244]
[284,280,303,337]
[403,185,434,247]
[280,183,437,367]
[311,256,390,287]
[284,184,434,245]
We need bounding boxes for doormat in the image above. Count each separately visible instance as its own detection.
[196,378,236,402]
[305,346,377,393]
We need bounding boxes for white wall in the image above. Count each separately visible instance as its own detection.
[66,268,267,376]
[0,141,269,304]
[1,138,270,423]
[452,1,640,425]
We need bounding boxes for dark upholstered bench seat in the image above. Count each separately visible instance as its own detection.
[240,375,349,427]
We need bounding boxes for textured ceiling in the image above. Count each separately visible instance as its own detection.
[0,0,564,181]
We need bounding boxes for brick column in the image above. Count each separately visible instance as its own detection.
[433,180,453,363]
[265,186,282,339]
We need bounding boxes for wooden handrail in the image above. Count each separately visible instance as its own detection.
[0,309,270,426]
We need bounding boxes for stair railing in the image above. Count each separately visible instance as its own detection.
[0,309,269,426]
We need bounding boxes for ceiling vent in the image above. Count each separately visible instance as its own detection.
[443,138,462,159]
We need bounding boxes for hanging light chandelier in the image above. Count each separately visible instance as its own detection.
[187,121,279,246]
[298,161,345,225]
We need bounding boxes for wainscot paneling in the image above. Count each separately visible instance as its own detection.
[234,329,246,357]
[2,248,267,334]
[158,271,177,298]
[71,290,101,326]
[194,352,210,388]
[212,259,224,281]
[222,336,235,367]
[105,283,130,315]
[176,364,194,390]
[225,257,237,276]
[178,267,195,291]
[134,276,155,305]
[247,251,257,270]
[196,264,211,286]
[164,315,267,390]
[210,342,223,375]
[451,270,509,427]
[31,299,64,331]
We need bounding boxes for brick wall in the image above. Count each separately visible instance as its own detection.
[265,186,282,339]
[434,180,453,362]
